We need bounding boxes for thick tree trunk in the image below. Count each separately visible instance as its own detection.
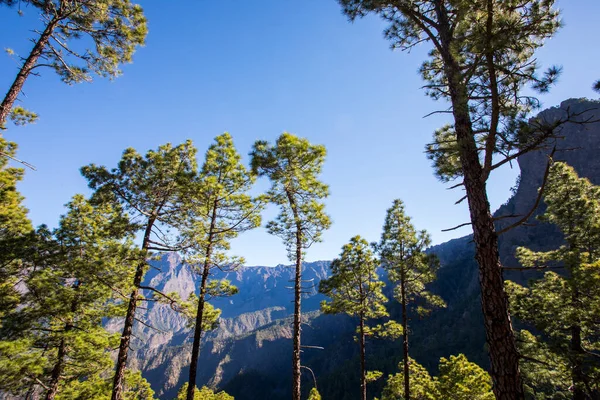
[111,215,156,400]
[431,6,523,396]
[400,278,409,400]
[359,314,366,400]
[187,201,218,400]
[448,73,523,400]
[0,18,58,126]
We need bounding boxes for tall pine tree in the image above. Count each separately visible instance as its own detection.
[375,199,444,400]
[335,1,575,397]
[81,141,197,400]
[250,133,331,400]
[181,133,263,400]
[507,162,600,399]
[319,235,389,400]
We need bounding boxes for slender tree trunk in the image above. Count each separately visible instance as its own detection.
[0,18,59,126]
[186,262,211,400]
[400,277,409,400]
[292,225,302,400]
[187,201,218,400]
[111,215,156,400]
[432,7,523,397]
[359,313,366,400]
[44,337,67,400]
[284,190,303,400]
[571,324,586,400]
[45,289,79,400]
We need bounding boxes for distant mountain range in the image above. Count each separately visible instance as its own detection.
[124,98,600,400]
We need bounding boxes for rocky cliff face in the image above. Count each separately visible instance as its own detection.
[129,98,600,399]
[117,256,331,398]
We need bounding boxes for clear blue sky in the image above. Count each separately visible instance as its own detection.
[1,0,599,266]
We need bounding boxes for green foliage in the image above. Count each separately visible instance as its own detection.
[366,371,383,383]
[0,138,32,321]
[6,0,147,84]
[376,199,445,315]
[250,132,331,260]
[507,162,600,397]
[307,387,322,400]
[363,320,403,340]
[176,383,234,400]
[320,236,388,320]
[0,194,140,396]
[55,370,155,399]
[594,80,600,93]
[380,355,493,400]
[8,106,37,126]
[436,354,494,400]
[82,140,198,234]
[181,132,263,280]
[381,357,439,400]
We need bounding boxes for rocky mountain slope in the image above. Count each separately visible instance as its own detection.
[128,98,600,399]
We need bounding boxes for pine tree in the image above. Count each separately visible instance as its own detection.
[181,133,263,400]
[320,235,389,400]
[0,195,142,399]
[250,133,331,400]
[506,162,600,399]
[375,199,444,400]
[336,1,573,397]
[0,0,147,127]
[81,141,197,400]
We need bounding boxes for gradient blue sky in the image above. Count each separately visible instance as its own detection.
[1,0,599,266]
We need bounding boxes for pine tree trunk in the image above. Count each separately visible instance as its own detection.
[284,190,303,400]
[187,201,218,400]
[400,277,409,400]
[359,314,366,400]
[571,324,587,400]
[0,18,59,126]
[186,262,211,400]
[44,337,67,400]
[292,226,302,400]
[111,215,156,400]
[432,7,523,396]
[45,285,79,400]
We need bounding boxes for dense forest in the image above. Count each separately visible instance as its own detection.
[0,1,599,400]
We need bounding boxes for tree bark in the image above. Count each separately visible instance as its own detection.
[45,289,78,400]
[571,324,586,400]
[111,215,156,400]
[187,201,218,400]
[433,5,524,398]
[286,191,303,400]
[359,313,366,400]
[400,275,409,400]
[44,338,66,400]
[0,17,59,126]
